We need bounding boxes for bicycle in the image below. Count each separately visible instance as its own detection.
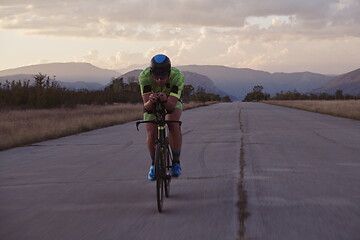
[136,101,182,212]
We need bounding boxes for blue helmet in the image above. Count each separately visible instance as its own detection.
[150,54,171,79]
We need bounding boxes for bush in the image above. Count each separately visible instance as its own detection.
[0,75,227,109]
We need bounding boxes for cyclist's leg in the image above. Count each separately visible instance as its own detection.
[166,107,182,162]
[145,123,157,164]
[144,112,157,164]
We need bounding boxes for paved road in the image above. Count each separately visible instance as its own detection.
[0,103,240,240]
[241,102,360,240]
[1,102,359,240]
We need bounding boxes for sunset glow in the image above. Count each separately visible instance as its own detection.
[1,0,359,74]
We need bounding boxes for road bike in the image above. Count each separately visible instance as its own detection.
[136,101,182,212]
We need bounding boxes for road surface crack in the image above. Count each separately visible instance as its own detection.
[237,108,249,240]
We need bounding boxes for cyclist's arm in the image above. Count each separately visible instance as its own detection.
[142,93,156,112]
[163,95,178,113]
[140,68,157,112]
[143,93,177,112]
[165,70,184,112]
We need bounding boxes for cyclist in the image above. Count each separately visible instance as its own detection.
[139,54,184,181]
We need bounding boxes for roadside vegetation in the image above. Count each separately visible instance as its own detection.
[0,73,231,109]
[243,85,360,121]
[265,100,360,121]
[0,101,217,151]
[0,73,228,151]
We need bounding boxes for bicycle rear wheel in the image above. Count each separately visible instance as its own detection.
[155,143,165,212]
[164,145,172,197]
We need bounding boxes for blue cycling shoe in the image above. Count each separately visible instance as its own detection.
[171,162,182,177]
[148,165,155,181]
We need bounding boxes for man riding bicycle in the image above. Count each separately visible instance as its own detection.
[139,54,184,181]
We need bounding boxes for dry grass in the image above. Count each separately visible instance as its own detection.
[265,100,360,121]
[183,101,219,110]
[0,101,219,151]
[0,103,144,151]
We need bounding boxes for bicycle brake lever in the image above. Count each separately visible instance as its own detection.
[136,122,140,131]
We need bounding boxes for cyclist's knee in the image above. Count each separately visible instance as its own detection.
[145,123,157,138]
[166,108,182,121]
[167,123,181,134]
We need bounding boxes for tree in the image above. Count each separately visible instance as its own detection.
[194,86,206,102]
[222,96,232,102]
[335,89,344,100]
[33,73,47,88]
[183,84,195,102]
[243,85,268,102]
[253,85,263,93]
[109,77,125,92]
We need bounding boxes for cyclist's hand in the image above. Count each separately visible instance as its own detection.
[149,93,158,104]
[158,93,168,103]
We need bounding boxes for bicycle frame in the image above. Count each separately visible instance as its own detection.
[136,101,182,166]
[136,101,181,212]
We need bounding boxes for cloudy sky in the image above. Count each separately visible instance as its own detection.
[1,0,359,74]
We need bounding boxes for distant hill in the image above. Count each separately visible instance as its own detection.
[0,62,121,85]
[0,74,105,90]
[117,69,234,98]
[0,64,232,96]
[314,68,360,95]
[182,71,234,98]
[177,65,333,100]
[0,74,34,83]
[4,62,357,100]
[117,69,142,84]
[58,81,104,90]
[117,64,148,74]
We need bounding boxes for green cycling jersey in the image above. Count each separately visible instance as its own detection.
[139,67,184,121]
[139,67,184,100]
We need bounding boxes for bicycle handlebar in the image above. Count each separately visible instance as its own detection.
[136,120,182,131]
[136,100,182,131]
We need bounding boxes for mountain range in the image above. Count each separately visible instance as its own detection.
[177,65,334,100]
[0,73,105,91]
[1,62,359,100]
[0,63,119,90]
[119,69,235,99]
[314,68,360,95]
